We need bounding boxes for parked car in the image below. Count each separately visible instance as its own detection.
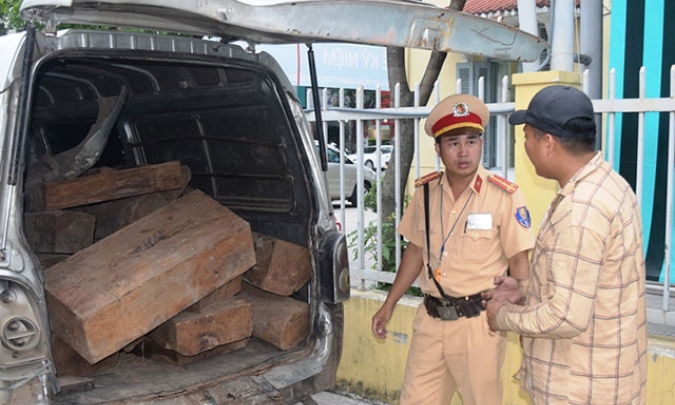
[0,1,543,404]
[347,144,394,171]
[317,143,376,206]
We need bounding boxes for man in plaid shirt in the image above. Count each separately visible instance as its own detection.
[484,85,647,405]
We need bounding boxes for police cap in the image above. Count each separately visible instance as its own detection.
[424,94,490,138]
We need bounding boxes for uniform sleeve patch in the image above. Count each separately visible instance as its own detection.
[515,206,531,228]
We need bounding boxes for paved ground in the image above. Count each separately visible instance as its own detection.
[294,391,381,405]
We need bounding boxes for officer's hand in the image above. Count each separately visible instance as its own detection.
[481,275,522,308]
[372,306,392,339]
[486,300,504,331]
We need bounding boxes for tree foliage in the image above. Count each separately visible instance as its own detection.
[0,0,25,35]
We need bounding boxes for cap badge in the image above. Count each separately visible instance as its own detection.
[452,102,470,117]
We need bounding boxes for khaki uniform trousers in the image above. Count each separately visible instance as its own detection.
[399,304,506,405]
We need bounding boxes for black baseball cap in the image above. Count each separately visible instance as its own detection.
[509,85,596,139]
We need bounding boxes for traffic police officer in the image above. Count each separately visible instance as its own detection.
[371,94,534,405]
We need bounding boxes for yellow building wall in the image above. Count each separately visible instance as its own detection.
[337,289,675,405]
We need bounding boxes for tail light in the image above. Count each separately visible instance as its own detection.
[318,232,350,303]
[0,280,47,366]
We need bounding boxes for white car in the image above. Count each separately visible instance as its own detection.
[318,143,375,206]
[347,144,393,171]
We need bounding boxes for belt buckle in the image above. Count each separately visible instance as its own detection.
[436,304,459,321]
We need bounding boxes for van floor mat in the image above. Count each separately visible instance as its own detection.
[53,339,307,404]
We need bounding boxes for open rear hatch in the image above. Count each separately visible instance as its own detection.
[20,0,546,61]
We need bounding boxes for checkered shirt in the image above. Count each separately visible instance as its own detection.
[496,152,647,405]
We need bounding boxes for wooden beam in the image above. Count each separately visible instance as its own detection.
[238,283,309,350]
[150,298,252,356]
[246,233,311,296]
[26,161,189,211]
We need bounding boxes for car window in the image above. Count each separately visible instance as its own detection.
[363,146,376,154]
[327,148,340,163]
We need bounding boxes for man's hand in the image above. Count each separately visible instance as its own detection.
[481,275,524,308]
[372,305,393,339]
[486,299,505,331]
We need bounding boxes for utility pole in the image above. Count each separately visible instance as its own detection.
[581,0,603,148]
[550,0,575,71]
[517,0,540,72]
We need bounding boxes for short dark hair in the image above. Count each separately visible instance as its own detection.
[532,118,596,154]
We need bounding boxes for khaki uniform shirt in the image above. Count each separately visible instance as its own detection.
[496,152,648,405]
[399,165,534,297]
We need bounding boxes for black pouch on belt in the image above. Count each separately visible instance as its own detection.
[457,295,484,318]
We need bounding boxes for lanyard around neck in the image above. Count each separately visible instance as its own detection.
[439,185,472,263]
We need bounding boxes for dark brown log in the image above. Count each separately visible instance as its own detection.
[38,253,71,269]
[74,190,177,241]
[51,334,118,377]
[24,211,95,254]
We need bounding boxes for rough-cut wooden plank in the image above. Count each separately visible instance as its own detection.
[38,253,71,269]
[74,189,181,241]
[246,233,312,296]
[131,337,249,366]
[187,276,243,313]
[26,161,187,211]
[45,190,256,364]
[238,284,309,350]
[24,211,96,254]
[52,334,118,377]
[150,298,252,356]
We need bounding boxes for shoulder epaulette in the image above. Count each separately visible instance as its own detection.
[414,171,442,188]
[488,174,518,194]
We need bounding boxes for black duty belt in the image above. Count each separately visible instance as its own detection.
[423,293,484,321]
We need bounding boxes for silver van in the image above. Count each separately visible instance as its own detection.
[0,1,544,404]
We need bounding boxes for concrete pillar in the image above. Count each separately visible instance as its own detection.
[512,71,580,231]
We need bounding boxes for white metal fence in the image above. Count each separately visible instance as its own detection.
[307,67,675,327]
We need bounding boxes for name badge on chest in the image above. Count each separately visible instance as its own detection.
[466,213,492,230]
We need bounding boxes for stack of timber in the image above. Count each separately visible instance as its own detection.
[25,161,312,378]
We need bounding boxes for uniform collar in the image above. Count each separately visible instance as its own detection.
[440,164,488,196]
[470,165,489,194]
